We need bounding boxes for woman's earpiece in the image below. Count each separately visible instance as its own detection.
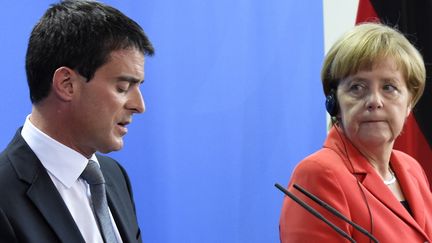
[325,89,338,117]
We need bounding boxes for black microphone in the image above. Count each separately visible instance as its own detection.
[292,184,379,243]
[275,183,356,243]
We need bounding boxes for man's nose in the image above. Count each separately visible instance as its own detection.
[127,88,145,113]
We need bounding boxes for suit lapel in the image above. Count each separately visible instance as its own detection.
[26,172,85,243]
[106,183,134,243]
[391,153,426,230]
[359,159,429,240]
[328,127,428,239]
[359,169,423,230]
[8,131,85,243]
[99,157,137,243]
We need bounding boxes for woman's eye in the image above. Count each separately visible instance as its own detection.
[349,84,363,92]
[383,84,397,92]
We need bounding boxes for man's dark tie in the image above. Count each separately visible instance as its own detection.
[81,160,118,243]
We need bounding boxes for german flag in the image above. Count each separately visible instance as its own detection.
[356,0,432,185]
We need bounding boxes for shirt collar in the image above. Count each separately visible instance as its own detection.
[21,115,99,188]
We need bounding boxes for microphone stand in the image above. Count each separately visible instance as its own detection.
[276,183,380,243]
[276,183,356,243]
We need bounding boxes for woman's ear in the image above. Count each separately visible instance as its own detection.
[406,100,412,118]
[52,67,76,101]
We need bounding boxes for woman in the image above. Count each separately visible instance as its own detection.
[279,23,432,242]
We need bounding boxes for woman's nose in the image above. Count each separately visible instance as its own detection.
[366,91,383,111]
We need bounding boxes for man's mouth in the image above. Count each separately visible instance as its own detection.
[117,120,131,127]
[116,120,130,134]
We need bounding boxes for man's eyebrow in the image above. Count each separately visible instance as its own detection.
[117,75,144,84]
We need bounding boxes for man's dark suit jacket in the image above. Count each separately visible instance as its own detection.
[0,129,142,243]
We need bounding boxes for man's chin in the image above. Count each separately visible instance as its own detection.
[98,141,124,154]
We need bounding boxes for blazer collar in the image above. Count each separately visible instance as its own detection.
[106,185,134,243]
[7,129,85,243]
[324,126,428,238]
[391,153,426,229]
[99,155,138,243]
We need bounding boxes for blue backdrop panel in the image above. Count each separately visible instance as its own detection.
[0,1,325,242]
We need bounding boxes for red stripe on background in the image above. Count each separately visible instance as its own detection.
[355,0,379,23]
[356,0,432,185]
[395,115,432,183]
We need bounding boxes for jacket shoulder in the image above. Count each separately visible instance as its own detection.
[392,149,424,172]
[294,147,348,174]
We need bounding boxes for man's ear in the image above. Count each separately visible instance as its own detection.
[52,67,76,101]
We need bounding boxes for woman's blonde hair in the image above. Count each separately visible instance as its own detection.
[321,22,425,107]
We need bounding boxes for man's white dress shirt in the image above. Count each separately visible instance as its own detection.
[21,115,123,243]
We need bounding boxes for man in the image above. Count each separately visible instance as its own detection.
[0,1,154,242]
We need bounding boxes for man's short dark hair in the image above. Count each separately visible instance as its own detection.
[26,0,154,103]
